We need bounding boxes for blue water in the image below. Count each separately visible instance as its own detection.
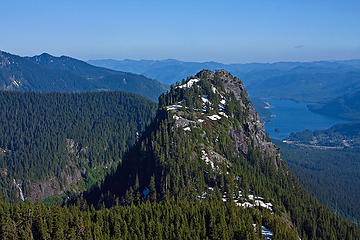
[264,99,348,139]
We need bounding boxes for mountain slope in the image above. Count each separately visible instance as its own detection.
[0,91,157,202]
[274,139,360,226]
[84,70,359,239]
[0,51,167,101]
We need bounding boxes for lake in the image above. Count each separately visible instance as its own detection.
[262,99,348,139]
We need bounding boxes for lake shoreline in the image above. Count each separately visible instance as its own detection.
[255,98,348,139]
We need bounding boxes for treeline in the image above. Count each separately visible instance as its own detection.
[0,91,157,200]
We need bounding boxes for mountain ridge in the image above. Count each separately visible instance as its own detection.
[0,50,167,101]
[88,58,360,102]
[82,69,359,239]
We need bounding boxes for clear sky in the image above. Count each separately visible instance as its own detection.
[1,0,360,63]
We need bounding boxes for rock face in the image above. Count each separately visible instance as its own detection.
[196,70,281,167]
[25,138,87,201]
[26,171,82,202]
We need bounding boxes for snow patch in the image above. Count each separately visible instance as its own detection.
[201,95,211,104]
[207,114,221,120]
[219,99,226,111]
[201,150,215,169]
[183,127,191,131]
[177,78,200,89]
[212,86,217,94]
[248,194,254,200]
[166,105,182,111]
[198,119,204,123]
[241,202,254,208]
[218,112,228,118]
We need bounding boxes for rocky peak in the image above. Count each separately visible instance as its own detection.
[167,69,281,167]
[89,69,284,206]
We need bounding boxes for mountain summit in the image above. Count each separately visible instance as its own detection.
[86,70,359,239]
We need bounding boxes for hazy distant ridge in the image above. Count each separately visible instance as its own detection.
[88,58,360,103]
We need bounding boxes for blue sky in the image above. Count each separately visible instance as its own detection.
[2,0,360,63]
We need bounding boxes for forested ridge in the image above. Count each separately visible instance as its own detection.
[82,70,360,239]
[0,91,157,201]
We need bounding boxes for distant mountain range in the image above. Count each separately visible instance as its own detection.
[0,51,167,101]
[88,58,360,103]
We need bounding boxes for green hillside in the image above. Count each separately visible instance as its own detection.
[0,91,157,201]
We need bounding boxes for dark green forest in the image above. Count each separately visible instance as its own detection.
[0,91,157,201]
[0,198,300,240]
[274,139,360,226]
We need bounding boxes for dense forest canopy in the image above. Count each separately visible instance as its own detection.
[274,139,360,226]
[0,91,157,201]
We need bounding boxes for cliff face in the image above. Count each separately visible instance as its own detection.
[196,70,281,167]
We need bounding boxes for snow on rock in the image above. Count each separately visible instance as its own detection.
[183,127,191,131]
[177,78,200,89]
[201,150,215,169]
[265,203,273,211]
[255,200,268,208]
[207,114,221,120]
[173,115,181,120]
[241,202,254,208]
[212,86,217,94]
[218,112,228,118]
[167,105,182,111]
[201,95,211,104]
[219,99,226,111]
